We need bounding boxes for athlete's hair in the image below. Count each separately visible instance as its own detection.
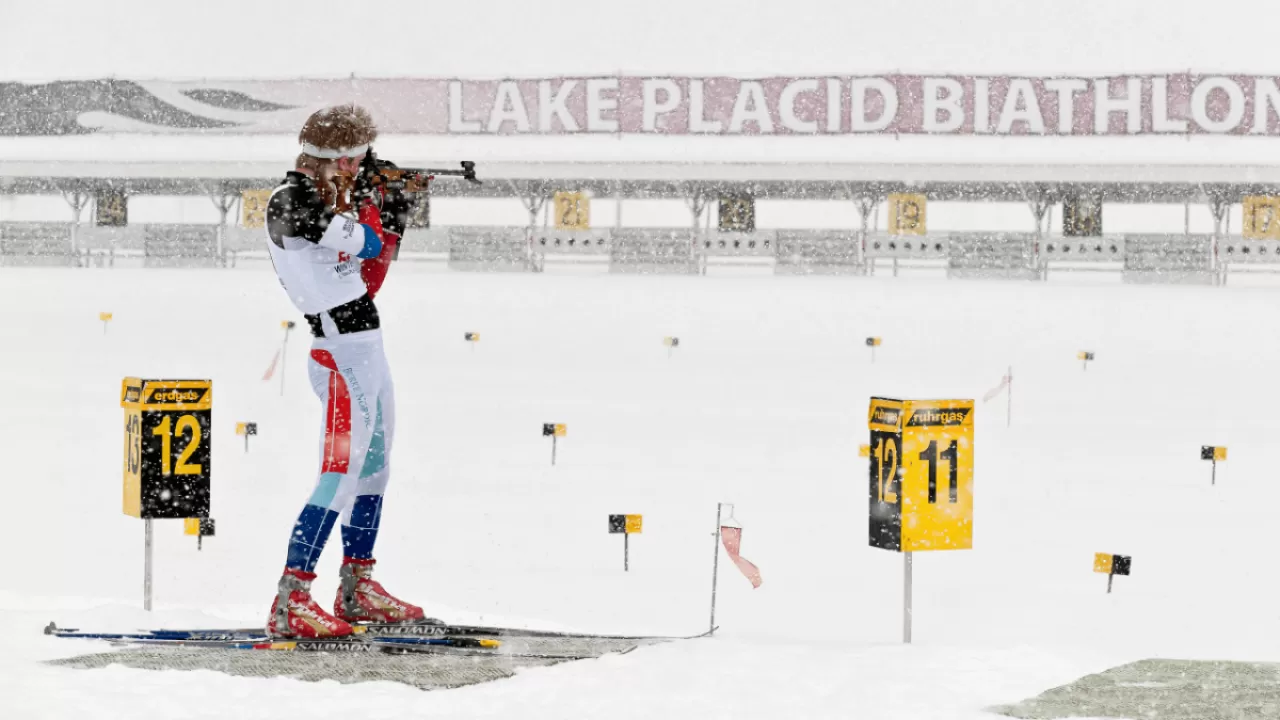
[295,104,378,170]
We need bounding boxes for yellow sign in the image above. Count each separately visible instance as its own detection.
[664,337,679,347]
[184,518,202,536]
[1243,196,1280,239]
[1093,552,1114,574]
[866,337,882,347]
[858,444,871,458]
[555,424,567,437]
[1216,447,1228,461]
[242,189,272,229]
[121,378,212,519]
[868,397,974,552]
[465,332,480,342]
[99,312,113,322]
[625,514,643,534]
[123,403,142,518]
[888,193,927,236]
[236,422,248,436]
[554,191,590,230]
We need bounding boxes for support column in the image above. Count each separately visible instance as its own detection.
[61,188,90,267]
[210,190,237,268]
[686,187,709,230]
[686,188,710,274]
[855,193,879,276]
[1208,193,1230,286]
[519,187,548,273]
[1023,185,1051,280]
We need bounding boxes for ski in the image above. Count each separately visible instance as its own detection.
[126,636,499,651]
[70,633,602,660]
[45,620,700,642]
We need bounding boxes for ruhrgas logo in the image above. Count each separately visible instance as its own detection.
[871,406,901,426]
[906,408,973,427]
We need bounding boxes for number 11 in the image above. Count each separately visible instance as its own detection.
[920,439,959,504]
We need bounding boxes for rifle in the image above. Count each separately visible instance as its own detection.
[333,148,480,212]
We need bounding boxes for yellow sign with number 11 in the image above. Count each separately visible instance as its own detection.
[868,397,973,552]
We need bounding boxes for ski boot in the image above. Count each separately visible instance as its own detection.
[333,557,426,624]
[267,567,354,638]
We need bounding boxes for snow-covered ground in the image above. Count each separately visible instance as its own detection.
[2,264,1278,718]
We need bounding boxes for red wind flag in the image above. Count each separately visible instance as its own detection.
[262,349,280,382]
[982,371,1010,403]
[720,526,762,589]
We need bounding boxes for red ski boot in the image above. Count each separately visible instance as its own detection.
[267,568,354,639]
[333,557,426,624]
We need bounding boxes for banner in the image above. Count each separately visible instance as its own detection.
[1243,196,1280,239]
[718,194,755,232]
[241,189,271,229]
[553,191,590,230]
[888,193,927,235]
[8,74,1280,136]
[1063,195,1103,237]
[96,191,127,226]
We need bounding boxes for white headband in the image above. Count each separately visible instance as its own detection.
[300,142,369,159]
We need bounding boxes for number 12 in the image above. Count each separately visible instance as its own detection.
[152,414,203,476]
[920,439,959,504]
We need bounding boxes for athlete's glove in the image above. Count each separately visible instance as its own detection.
[350,151,382,208]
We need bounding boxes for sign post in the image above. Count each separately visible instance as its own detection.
[279,321,295,396]
[122,378,212,610]
[868,397,974,643]
[543,423,566,465]
[1201,445,1227,485]
[236,422,257,453]
[1093,553,1132,593]
[608,514,643,571]
[184,517,216,551]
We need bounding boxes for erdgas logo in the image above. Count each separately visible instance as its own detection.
[145,386,207,404]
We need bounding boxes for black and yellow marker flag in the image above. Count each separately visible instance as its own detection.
[1094,552,1131,593]
[1201,446,1227,462]
[1093,553,1132,575]
[608,514,643,534]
